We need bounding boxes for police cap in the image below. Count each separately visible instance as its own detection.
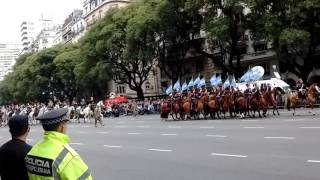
[36,108,68,125]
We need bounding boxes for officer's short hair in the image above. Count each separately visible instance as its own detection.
[42,122,62,131]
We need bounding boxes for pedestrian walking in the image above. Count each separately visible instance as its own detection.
[25,108,92,179]
[0,115,32,180]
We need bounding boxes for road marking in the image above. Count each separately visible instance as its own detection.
[128,133,141,135]
[82,125,90,128]
[136,125,150,128]
[244,127,265,129]
[206,135,227,138]
[241,120,257,122]
[116,122,125,124]
[168,126,181,129]
[76,131,85,134]
[148,149,172,152]
[96,131,109,134]
[115,125,127,128]
[264,137,295,140]
[27,138,34,142]
[211,153,247,158]
[200,126,215,129]
[308,160,320,163]
[160,134,177,136]
[70,142,84,145]
[300,127,320,129]
[136,121,145,123]
[103,145,122,148]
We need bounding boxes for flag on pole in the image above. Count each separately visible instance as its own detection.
[193,75,201,86]
[197,78,206,88]
[223,77,230,88]
[181,81,188,92]
[165,85,173,95]
[210,74,217,87]
[230,76,237,88]
[188,77,194,88]
[216,75,222,85]
[173,80,181,91]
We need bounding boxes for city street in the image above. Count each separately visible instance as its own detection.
[1,109,320,180]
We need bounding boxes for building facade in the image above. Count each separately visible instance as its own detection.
[62,10,86,44]
[0,43,20,81]
[29,26,61,52]
[83,0,131,27]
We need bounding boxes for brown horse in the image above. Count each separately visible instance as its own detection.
[234,91,249,118]
[287,83,320,116]
[251,90,262,118]
[194,97,205,119]
[171,97,183,120]
[221,90,234,118]
[264,88,280,116]
[306,83,320,115]
[208,94,220,119]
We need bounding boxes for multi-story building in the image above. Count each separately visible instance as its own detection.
[62,10,86,44]
[20,18,59,53]
[30,26,61,52]
[20,21,37,53]
[0,43,20,81]
[83,0,131,28]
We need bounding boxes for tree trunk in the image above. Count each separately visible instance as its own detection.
[136,87,145,100]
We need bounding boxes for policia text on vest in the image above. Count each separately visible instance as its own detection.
[25,108,92,180]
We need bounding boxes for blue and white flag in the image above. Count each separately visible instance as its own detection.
[194,75,201,86]
[210,74,217,87]
[181,81,188,92]
[173,80,181,91]
[230,76,237,88]
[216,75,222,85]
[223,78,230,88]
[188,77,194,88]
[165,85,173,95]
[197,78,206,88]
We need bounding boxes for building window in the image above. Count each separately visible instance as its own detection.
[116,85,126,94]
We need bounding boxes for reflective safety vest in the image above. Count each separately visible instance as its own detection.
[25,131,92,180]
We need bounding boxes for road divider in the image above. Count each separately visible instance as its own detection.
[264,137,295,140]
[103,145,122,148]
[211,153,247,158]
[148,148,172,152]
[206,135,227,138]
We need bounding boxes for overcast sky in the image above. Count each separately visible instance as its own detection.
[0,0,83,44]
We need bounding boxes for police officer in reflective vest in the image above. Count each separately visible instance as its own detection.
[25,108,92,180]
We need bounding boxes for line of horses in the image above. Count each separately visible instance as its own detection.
[161,83,320,120]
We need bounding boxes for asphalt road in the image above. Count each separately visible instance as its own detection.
[1,108,320,180]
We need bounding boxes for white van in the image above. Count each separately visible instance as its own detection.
[237,78,291,94]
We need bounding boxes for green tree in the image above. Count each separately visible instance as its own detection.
[248,0,320,81]
[80,1,159,99]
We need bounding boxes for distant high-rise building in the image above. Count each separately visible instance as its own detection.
[0,43,20,81]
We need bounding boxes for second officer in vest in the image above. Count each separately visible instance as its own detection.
[25,108,92,180]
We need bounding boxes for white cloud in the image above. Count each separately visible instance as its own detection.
[0,0,83,43]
